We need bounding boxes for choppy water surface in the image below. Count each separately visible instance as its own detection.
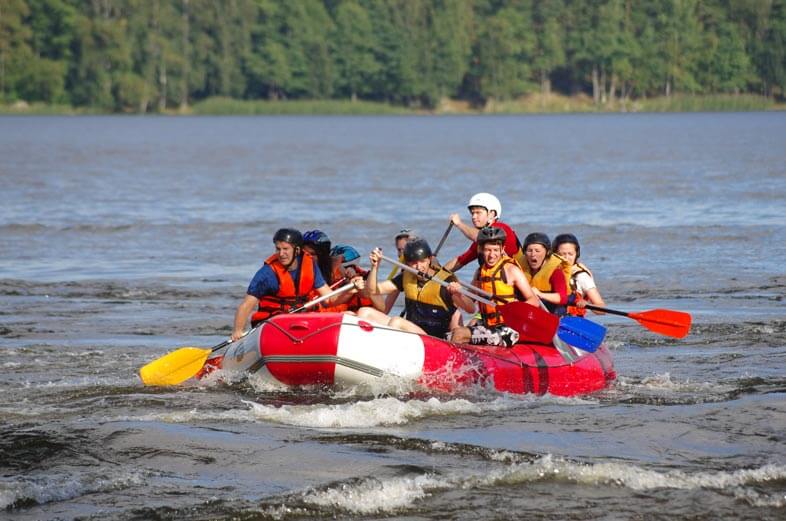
[1,113,784,520]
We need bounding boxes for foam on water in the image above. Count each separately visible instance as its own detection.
[614,372,740,403]
[284,455,786,515]
[0,470,148,510]
[240,394,591,429]
[241,396,490,428]
[305,474,445,515]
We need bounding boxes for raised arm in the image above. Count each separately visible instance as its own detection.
[368,248,400,296]
[450,213,479,241]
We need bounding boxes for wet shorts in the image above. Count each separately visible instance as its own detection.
[468,324,519,347]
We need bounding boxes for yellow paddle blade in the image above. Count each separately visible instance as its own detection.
[139,347,212,386]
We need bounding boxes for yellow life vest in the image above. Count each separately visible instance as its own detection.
[401,267,455,338]
[513,248,527,271]
[476,256,518,327]
[402,268,451,310]
[523,253,571,293]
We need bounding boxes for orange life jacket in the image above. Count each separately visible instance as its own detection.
[320,267,374,313]
[476,256,519,327]
[250,252,316,325]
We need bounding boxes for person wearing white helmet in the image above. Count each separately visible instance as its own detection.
[443,193,522,272]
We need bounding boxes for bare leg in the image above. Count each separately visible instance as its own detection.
[356,307,391,324]
[388,316,427,335]
[448,309,464,331]
[451,326,471,344]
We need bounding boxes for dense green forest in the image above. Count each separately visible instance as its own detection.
[1,0,785,112]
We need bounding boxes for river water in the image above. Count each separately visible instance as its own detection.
[1,113,784,520]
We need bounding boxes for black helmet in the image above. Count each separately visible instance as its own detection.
[403,238,432,262]
[477,226,507,246]
[553,233,580,259]
[303,229,331,246]
[523,232,551,252]
[273,228,304,248]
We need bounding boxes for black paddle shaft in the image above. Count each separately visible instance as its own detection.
[584,304,629,317]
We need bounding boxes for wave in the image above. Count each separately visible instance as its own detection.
[609,373,759,406]
[115,394,544,429]
[0,469,149,510]
[254,455,786,516]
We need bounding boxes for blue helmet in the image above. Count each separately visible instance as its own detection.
[303,229,330,246]
[330,244,360,265]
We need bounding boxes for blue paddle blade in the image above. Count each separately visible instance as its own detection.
[557,316,607,352]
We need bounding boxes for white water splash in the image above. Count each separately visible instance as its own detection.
[618,372,737,396]
[120,393,578,428]
[287,455,786,515]
[0,470,148,510]
[305,474,445,514]
[241,396,486,428]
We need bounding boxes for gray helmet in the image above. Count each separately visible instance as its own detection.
[273,228,304,248]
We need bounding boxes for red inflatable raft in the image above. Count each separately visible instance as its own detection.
[198,312,615,396]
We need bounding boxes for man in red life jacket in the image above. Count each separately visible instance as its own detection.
[443,193,522,272]
[230,228,363,341]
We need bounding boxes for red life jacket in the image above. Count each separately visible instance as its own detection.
[250,251,316,325]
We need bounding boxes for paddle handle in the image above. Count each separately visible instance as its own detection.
[292,281,356,313]
[584,303,629,317]
[432,221,453,257]
[379,254,495,306]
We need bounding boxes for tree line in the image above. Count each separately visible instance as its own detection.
[1,0,784,112]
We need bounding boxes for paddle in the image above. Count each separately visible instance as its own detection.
[139,282,357,386]
[432,221,454,257]
[584,304,691,339]
[379,254,560,345]
[380,254,494,305]
[446,274,606,352]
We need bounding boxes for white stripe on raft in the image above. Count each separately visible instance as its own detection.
[335,313,425,384]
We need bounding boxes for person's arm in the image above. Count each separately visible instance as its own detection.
[575,272,606,311]
[368,248,400,296]
[232,294,259,341]
[507,264,540,307]
[450,213,479,241]
[232,266,275,340]
[383,291,398,313]
[322,276,365,305]
[447,282,476,313]
[502,224,521,257]
[444,242,477,272]
[366,288,387,312]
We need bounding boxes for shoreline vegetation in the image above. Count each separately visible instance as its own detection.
[2,93,781,116]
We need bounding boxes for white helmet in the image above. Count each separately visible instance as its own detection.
[467,193,502,220]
